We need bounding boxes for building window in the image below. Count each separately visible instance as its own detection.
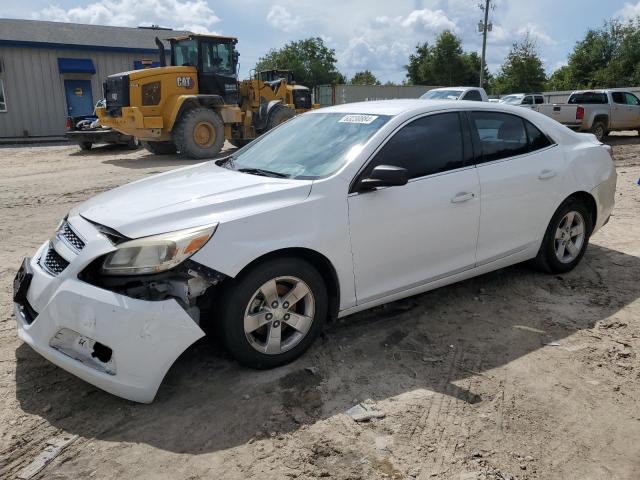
[0,79,6,112]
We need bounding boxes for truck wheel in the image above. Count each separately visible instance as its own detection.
[125,137,140,150]
[266,105,296,131]
[173,107,225,159]
[590,121,606,141]
[79,141,92,151]
[141,141,177,155]
[228,138,253,148]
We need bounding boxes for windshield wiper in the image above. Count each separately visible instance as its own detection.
[237,168,290,178]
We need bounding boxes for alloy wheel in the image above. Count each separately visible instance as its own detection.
[554,211,586,263]
[244,276,316,355]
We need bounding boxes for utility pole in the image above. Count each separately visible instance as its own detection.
[479,0,492,88]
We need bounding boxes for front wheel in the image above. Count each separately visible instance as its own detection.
[218,258,327,369]
[173,107,225,159]
[532,198,593,273]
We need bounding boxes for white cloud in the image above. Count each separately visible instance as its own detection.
[34,0,219,31]
[400,9,458,32]
[618,1,640,20]
[266,5,302,33]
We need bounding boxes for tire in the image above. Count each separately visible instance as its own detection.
[141,140,177,155]
[228,138,253,148]
[532,197,593,274]
[172,107,225,159]
[590,121,607,142]
[217,257,328,369]
[266,105,296,131]
[125,137,140,150]
[79,141,92,151]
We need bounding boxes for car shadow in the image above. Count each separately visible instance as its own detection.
[14,244,640,454]
[605,133,640,146]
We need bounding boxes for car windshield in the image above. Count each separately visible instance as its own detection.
[223,113,391,179]
[500,95,524,104]
[420,90,463,100]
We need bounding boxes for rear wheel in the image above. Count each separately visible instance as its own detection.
[125,137,140,150]
[79,141,92,151]
[173,107,225,159]
[218,258,327,369]
[590,121,607,141]
[141,140,177,155]
[532,197,593,273]
[266,104,296,131]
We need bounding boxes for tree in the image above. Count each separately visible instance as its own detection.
[350,70,381,85]
[493,34,546,94]
[255,37,345,89]
[546,19,640,90]
[405,31,489,87]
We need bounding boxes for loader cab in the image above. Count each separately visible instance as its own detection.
[258,70,295,84]
[170,34,240,104]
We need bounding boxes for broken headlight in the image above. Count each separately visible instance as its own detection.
[101,224,217,276]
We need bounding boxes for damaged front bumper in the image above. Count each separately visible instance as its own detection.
[14,215,206,403]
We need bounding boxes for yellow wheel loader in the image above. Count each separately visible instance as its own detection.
[96,35,316,159]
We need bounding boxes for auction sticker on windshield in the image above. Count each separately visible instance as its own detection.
[338,114,379,124]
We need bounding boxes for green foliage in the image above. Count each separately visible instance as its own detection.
[255,37,345,89]
[405,31,489,87]
[492,34,547,94]
[546,19,640,90]
[350,70,381,85]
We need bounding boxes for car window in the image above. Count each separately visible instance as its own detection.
[568,92,608,104]
[470,112,529,162]
[463,90,483,101]
[366,112,464,179]
[611,92,626,104]
[535,96,544,104]
[624,92,640,106]
[525,120,553,151]
[420,89,464,100]
[522,96,533,105]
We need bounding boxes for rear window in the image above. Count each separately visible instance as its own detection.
[568,92,608,104]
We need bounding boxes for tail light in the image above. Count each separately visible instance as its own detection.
[66,117,73,130]
[576,106,584,121]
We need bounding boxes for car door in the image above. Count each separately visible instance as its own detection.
[347,112,481,305]
[469,111,564,265]
[623,92,640,128]
[611,92,632,128]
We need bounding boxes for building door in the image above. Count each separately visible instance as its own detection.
[64,79,93,116]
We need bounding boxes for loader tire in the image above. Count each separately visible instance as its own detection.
[141,141,177,155]
[173,107,225,159]
[79,141,92,151]
[266,105,296,131]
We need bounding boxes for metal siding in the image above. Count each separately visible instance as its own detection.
[0,46,162,138]
[316,85,439,106]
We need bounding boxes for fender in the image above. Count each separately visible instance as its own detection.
[167,95,225,131]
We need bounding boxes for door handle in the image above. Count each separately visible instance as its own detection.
[451,192,475,203]
[538,169,556,180]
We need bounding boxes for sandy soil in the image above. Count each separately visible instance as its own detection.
[0,138,639,480]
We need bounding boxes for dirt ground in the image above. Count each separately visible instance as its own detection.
[0,137,639,480]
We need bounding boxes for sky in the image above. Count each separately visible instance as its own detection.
[2,0,640,83]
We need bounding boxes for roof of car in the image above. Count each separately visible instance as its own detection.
[316,99,515,116]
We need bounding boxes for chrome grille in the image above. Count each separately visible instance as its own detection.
[59,222,85,252]
[40,246,70,276]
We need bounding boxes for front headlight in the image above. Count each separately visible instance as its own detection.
[101,224,217,276]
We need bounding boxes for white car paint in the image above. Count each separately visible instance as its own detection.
[15,100,616,402]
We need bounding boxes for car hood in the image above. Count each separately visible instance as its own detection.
[73,162,313,238]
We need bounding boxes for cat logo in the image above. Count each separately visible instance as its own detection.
[176,77,194,89]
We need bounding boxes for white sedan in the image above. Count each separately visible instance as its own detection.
[13,100,616,403]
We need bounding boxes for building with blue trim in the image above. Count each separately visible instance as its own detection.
[0,19,189,139]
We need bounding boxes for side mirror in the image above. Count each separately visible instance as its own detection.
[357,165,409,192]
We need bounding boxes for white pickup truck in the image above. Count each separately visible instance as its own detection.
[537,89,640,141]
